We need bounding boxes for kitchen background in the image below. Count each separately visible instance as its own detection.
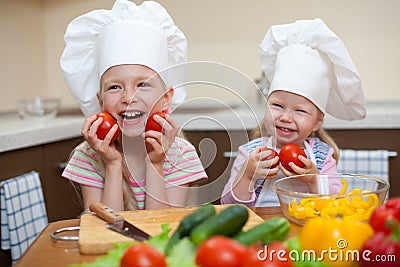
[1,1,399,265]
[0,0,399,112]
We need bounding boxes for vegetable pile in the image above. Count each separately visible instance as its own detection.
[70,199,400,267]
[71,204,293,267]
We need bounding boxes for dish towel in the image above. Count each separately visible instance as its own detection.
[337,149,397,198]
[0,171,48,263]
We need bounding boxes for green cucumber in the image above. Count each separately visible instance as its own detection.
[165,204,216,255]
[233,217,290,246]
[190,204,249,245]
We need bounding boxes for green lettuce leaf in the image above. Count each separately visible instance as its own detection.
[166,237,197,267]
[68,242,133,267]
[146,222,171,253]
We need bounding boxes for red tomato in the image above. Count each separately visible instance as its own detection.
[360,231,400,267]
[279,143,307,172]
[120,243,167,267]
[196,236,247,267]
[241,242,294,267]
[96,112,121,142]
[261,147,279,168]
[369,197,400,235]
[145,112,168,132]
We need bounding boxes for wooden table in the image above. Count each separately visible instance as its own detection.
[14,207,301,267]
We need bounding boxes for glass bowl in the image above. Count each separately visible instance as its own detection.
[18,98,60,120]
[272,174,389,225]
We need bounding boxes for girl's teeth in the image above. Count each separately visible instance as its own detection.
[280,127,293,132]
[121,112,144,120]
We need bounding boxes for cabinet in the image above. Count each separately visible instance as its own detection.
[184,129,400,205]
[184,130,251,205]
[0,137,84,266]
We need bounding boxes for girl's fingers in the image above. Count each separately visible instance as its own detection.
[102,124,119,143]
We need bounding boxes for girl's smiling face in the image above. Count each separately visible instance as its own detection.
[98,64,173,137]
[263,90,324,148]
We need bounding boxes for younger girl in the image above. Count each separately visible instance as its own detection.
[60,0,207,211]
[221,18,366,207]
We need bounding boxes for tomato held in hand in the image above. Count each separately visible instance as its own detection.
[145,112,168,132]
[120,243,167,267]
[196,236,247,267]
[96,112,121,142]
[279,143,306,172]
[261,147,279,168]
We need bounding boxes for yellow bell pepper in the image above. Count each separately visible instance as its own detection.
[288,178,379,222]
[299,216,374,267]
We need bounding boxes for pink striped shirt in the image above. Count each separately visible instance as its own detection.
[62,138,207,209]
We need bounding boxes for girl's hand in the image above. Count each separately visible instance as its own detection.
[143,113,179,164]
[81,114,122,164]
[243,146,280,180]
[281,155,319,176]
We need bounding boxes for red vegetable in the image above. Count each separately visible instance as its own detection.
[145,112,168,132]
[96,112,121,142]
[360,229,400,267]
[241,242,294,267]
[196,236,247,267]
[279,143,306,172]
[261,147,279,168]
[120,243,167,267]
[370,197,400,235]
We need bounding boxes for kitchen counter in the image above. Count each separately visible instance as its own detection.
[0,112,84,153]
[1,100,399,153]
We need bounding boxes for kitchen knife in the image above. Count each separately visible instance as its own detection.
[89,202,150,241]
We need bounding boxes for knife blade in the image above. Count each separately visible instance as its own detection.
[89,202,150,241]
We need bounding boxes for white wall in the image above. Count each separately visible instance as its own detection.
[1,0,399,112]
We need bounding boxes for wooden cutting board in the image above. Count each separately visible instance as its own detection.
[79,205,264,254]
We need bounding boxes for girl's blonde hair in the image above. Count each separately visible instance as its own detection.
[250,123,340,163]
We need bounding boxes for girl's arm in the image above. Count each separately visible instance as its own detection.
[81,114,125,210]
[144,159,171,209]
[143,113,179,209]
[80,158,125,211]
[221,146,257,206]
[222,146,279,206]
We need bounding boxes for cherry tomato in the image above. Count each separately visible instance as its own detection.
[196,236,247,267]
[261,147,279,168]
[96,112,121,142]
[279,143,307,172]
[145,112,168,132]
[120,243,167,267]
[241,242,294,267]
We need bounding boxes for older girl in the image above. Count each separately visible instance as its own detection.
[60,0,207,211]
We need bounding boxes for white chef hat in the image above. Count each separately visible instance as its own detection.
[259,18,366,120]
[60,0,187,116]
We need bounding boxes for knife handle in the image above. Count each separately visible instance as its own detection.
[89,202,124,223]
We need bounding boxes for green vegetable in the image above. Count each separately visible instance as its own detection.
[190,204,249,245]
[68,242,132,267]
[233,217,290,246]
[285,236,330,267]
[166,237,197,267]
[146,223,171,253]
[165,204,216,255]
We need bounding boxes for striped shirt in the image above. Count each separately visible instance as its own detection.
[62,138,207,210]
